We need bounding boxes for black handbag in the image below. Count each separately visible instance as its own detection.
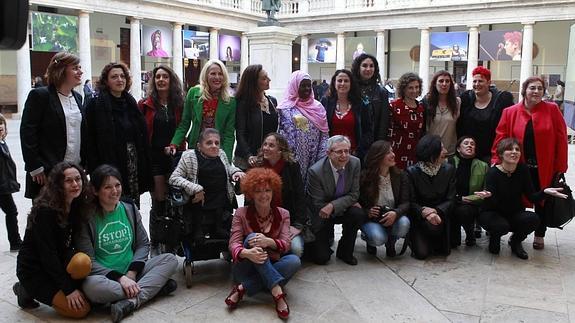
[544,173,575,229]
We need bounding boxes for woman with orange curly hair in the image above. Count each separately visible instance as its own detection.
[226,167,300,319]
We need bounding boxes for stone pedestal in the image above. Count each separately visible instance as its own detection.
[246,26,298,100]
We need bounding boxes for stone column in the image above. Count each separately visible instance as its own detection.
[241,33,249,73]
[209,28,219,60]
[16,27,31,116]
[376,29,386,82]
[418,27,431,96]
[519,22,535,99]
[129,17,142,100]
[336,32,345,69]
[78,10,92,95]
[466,25,479,90]
[172,22,184,83]
[247,26,298,100]
[300,34,309,73]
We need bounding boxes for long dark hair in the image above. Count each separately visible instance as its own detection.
[351,53,381,85]
[360,140,400,206]
[28,162,92,228]
[327,69,362,105]
[235,64,265,110]
[255,132,296,164]
[147,65,184,110]
[426,70,458,122]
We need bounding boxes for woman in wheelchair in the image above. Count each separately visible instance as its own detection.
[169,128,245,245]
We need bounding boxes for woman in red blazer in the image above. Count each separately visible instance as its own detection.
[491,76,568,250]
[226,168,301,319]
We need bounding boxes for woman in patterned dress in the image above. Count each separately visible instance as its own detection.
[278,71,329,184]
[388,72,426,170]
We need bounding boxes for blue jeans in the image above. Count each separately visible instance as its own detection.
[232,233,301,296]
[361,215,410,247]
[290,234,304,258]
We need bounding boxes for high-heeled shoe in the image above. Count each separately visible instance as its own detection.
[224,284,245,309]
[273,292,290,319]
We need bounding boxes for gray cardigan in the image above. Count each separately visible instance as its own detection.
[74,201,150,280]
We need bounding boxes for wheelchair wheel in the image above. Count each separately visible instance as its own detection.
[184,261,193,288]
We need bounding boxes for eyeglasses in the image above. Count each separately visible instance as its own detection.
[330,149,350,156]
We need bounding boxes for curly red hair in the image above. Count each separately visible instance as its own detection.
[472,66,491,82]
[240,168,283,207]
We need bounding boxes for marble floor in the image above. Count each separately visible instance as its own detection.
[2,118,575,322]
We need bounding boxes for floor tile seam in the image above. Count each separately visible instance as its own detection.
[172,289,225,315]
[376,255,452,321]
[0,299,47,322]
[440,308,481,320]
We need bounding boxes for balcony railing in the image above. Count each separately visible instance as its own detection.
[179,0,534,16]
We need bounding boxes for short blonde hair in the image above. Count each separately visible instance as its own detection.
[198,59,231,103]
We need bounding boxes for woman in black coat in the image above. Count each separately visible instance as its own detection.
[85,62,151,205]
[249,132,312,257]
[457,66,514,162]
[14,162,92,318]
[234,64,278,170]
[407,134,456,259]
[20,52,86,199]
[321,69,371,161]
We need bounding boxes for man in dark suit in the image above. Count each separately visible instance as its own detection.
[307,135,364,265]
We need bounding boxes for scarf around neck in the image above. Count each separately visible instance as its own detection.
[417,161,442,177]
[277,71,329,133]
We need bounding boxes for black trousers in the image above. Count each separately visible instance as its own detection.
[450,203,479,246]
[410,219,447,260]
[0,194,20,244]
[309,206,364,265]
[479,210,540,242]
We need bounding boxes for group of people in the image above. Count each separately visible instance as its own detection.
[3,50,568,321]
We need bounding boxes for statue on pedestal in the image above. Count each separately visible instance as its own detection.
[261,0,281,25]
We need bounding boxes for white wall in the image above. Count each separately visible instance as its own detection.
[0,51,18,75]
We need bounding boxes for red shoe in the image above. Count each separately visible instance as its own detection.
[225,284,245,309]
[273,292,290,319]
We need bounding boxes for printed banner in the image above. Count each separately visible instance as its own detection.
[31,12,78,53]
[142,25,172,58]
[308,38,337,63]
[218,34,240,62]
[430,31,468,61]
[479,30,522,61]
[183,30,209,59]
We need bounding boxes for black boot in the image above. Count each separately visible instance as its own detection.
[488,234,501,254]
[509,235,528,260]
[12,282,39,309]
[111,299,136,323]
[385,239,397,257]
[366,244,377,255]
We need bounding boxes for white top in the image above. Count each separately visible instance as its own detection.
[58,92,82,165]
[376,174,395,207]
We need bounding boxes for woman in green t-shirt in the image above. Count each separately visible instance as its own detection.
[75,164,178,322]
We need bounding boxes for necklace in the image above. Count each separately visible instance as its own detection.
[499,164,516,177]
[335,102,351,119]
[438,104,449,114]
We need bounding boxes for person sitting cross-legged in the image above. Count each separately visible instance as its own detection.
[306,135,364,266]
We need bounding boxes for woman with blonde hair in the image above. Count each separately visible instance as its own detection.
[170,59,236,160]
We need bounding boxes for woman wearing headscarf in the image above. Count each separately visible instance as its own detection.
[278,71,329,184]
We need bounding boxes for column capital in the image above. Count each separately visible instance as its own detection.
[78,9,93,15]
[521,21,536,26]
[374,29,386,34]
[209,27,220,32]
[419,27,431,31]
[300,33,309,38]
[467,24,480,29]
[335,31,346,36]
[129,16,142,23]
[172,22,184,28]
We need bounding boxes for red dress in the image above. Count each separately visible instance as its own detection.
[331,110,357,152]
[388,98,426,169]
